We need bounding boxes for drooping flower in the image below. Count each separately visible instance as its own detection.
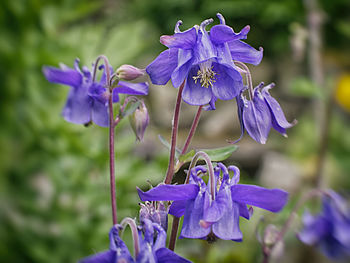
[298,191,350,259]
[43,59,148,127]
[146,13,263,107]
[235,82,296,144]
[80,219,191,263]
[137,163,288,241]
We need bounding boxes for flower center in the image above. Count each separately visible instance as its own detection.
[193,62,217,89]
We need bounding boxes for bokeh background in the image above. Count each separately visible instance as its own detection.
[1,0,349,262]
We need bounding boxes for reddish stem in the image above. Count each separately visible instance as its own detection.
[164,82,185,185]
[181,106,203,154]
[109,89,118,225]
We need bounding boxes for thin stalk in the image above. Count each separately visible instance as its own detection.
[120,217,141,258]
[181,106,203,154]
[92,55,117,225]
[234,61,254,99]
[168,106,203,251]
[109,91,118,225]
[164,82,185,184]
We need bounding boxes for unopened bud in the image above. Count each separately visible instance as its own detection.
[116,64,145,81]
[129,101,149,141]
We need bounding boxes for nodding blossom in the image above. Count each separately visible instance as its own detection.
[236,82,297,144]
[138,163,288,241]
[298,191,350,259]
[146,13,263,107]
[43,59,148,127]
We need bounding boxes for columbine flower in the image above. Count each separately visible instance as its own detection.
[146,13,263,107]
[79,219,191,263]
[298,191,350,259]
[137,163,288,241]
[43,59,148,127]
[236,82,296,144]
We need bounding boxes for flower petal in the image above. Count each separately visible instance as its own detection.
[62,87,92,125]
[211,63,243,100]
[230,184,288,212]
[137,184,199,202]
[160,27,197,49]
[210,25,250,45]
[261,84,296,136]
[171,49,193,88]
[109,227,134,261]
[238,203,253,220]
[91,100,109,127]
[212,188,243,241]
[169,200,187,217]
[79,250,115,263]
[182,66,213,105]
[228,40,263,66]
[115,81,149,96]
[242,87,272,144]
[43,66,82,87]
[202,187,228,223]
[146,48,178,85]
[298,211,329,245]
[180,191,211,239]
[193,30,216,64]
[155,248,192,263]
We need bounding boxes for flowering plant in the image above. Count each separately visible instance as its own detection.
[42,12,349,263]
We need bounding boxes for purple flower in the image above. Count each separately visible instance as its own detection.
[80,219,191,263]
[137,163,288,241]
[146,13,263,107]
[298,191,350,259]
[43,59,148,127]
[236,83,296,144]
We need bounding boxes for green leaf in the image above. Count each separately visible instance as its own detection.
[177,145,238,164]
[178,149,196,162]
[121,101,141,118]
[202,145,238,161]
[158,135,181,157]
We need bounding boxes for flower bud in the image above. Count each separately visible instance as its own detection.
[129,101,149,141]
[116,64,145,81]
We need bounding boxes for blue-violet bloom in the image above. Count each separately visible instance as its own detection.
[80,219,191,263]
[146,13,263,107]
[236,82,296,144]
[298,191,350,259]
[138,163,288,241]
[43,59,148,127]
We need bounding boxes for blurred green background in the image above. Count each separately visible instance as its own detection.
[1,0,350,262]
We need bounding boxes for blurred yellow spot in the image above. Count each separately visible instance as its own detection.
[336,74,350,113]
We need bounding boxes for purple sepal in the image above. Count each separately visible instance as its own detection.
[137,184,199,202]
[230,184,288,212]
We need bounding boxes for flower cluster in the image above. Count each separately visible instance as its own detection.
[298,191,350,259]
[138,163,288,241]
